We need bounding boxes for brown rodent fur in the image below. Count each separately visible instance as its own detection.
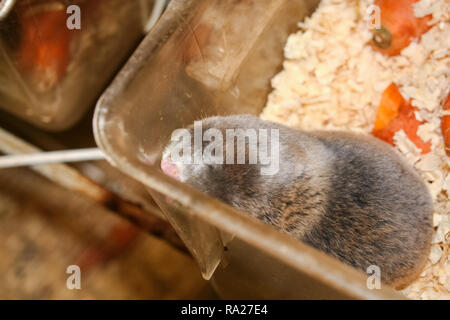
[161,114,433,289]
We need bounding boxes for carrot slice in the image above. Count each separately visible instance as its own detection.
[441,92,450,156]
[19,9,73,89]
[373,83,404,131]
[17,0,101,90]
[372,83,431,154]
[372,0,432,56]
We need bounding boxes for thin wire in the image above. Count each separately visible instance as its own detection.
[0,148,105,168]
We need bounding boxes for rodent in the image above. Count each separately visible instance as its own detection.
[161,114,433,289]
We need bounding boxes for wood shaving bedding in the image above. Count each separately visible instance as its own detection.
[261,0,450,299]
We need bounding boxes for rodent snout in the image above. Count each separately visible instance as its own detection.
[161,159,180,180]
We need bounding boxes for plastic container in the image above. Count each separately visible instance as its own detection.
[0,0,155,131]
[94,0,404,299]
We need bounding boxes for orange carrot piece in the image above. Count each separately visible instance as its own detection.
[373,83,404,131]
[372,83,431,154]
[16,0,102,88]
[372,0,432,56]
[441,92,450,156]
[19,9,73,85]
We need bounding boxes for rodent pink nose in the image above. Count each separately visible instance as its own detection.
[161,159,180,180]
